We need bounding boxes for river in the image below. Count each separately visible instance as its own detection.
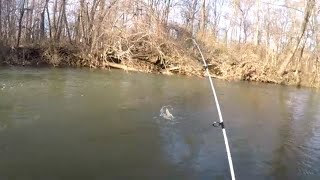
[0,68,320,180]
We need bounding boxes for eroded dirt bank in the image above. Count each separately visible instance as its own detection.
[0,41,319,88]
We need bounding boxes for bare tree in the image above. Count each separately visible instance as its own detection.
[199,0,206,33]
[40,0,50,39]
[209,0,225,38]
[233,0,254,43]
[17,0,26,46]
[62,0,71,43]
[182,0,198,34]
[278,0,315,75]
[0,0,2,38]
[163,0,172,26]
[255,0,261,45]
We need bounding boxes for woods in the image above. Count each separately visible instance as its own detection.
[0,0,320,87]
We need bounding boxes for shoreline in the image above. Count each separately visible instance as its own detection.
[0,59,311,89]
[0,45,318,89]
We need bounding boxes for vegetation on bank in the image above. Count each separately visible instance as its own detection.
[0,0,319,88]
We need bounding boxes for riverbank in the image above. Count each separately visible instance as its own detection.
[1,36,319,88]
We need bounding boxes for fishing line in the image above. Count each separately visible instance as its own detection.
[192,39,236,180]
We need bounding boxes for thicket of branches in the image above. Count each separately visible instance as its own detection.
[0,0,320,87]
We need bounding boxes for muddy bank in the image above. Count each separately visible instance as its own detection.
[0,44,319,89]
[0,43,203,76]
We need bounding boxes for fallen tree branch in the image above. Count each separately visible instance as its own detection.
[105,61,139,72]
[165,66,180,71]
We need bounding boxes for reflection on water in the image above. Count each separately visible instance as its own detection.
[1,68,320,179]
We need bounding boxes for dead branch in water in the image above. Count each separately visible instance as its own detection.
[104,61,138,72]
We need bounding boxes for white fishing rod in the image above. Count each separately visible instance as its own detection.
[192,39,236,180]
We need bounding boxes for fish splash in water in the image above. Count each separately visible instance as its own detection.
[160,105,174,120]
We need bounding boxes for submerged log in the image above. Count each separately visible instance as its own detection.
[160,66,180,75]
[104,61,139,72]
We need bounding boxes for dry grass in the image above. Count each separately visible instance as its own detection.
[1,24,320,88]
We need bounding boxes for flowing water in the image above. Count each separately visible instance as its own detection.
[0,68,320,180]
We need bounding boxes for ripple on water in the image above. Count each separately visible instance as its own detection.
[155,105,191,164]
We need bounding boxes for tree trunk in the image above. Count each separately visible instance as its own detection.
[62,0,72,43]
[278,0,315,75]
[46,0,52,39]
[79,0,86,42]
[255,0,261,45]
[163,0,171,26]
[17,0,26,47]
[313,6,319,50]
[40,0,50,39]
[0,0,2,38]
[27,0,35,42]
[187,0,197,34]
[200,0,206,33]
[55,3,64,41]
[40,12,45,39]
[53,0,58,39]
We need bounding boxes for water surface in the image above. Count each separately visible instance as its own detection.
[0,68,320,179]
